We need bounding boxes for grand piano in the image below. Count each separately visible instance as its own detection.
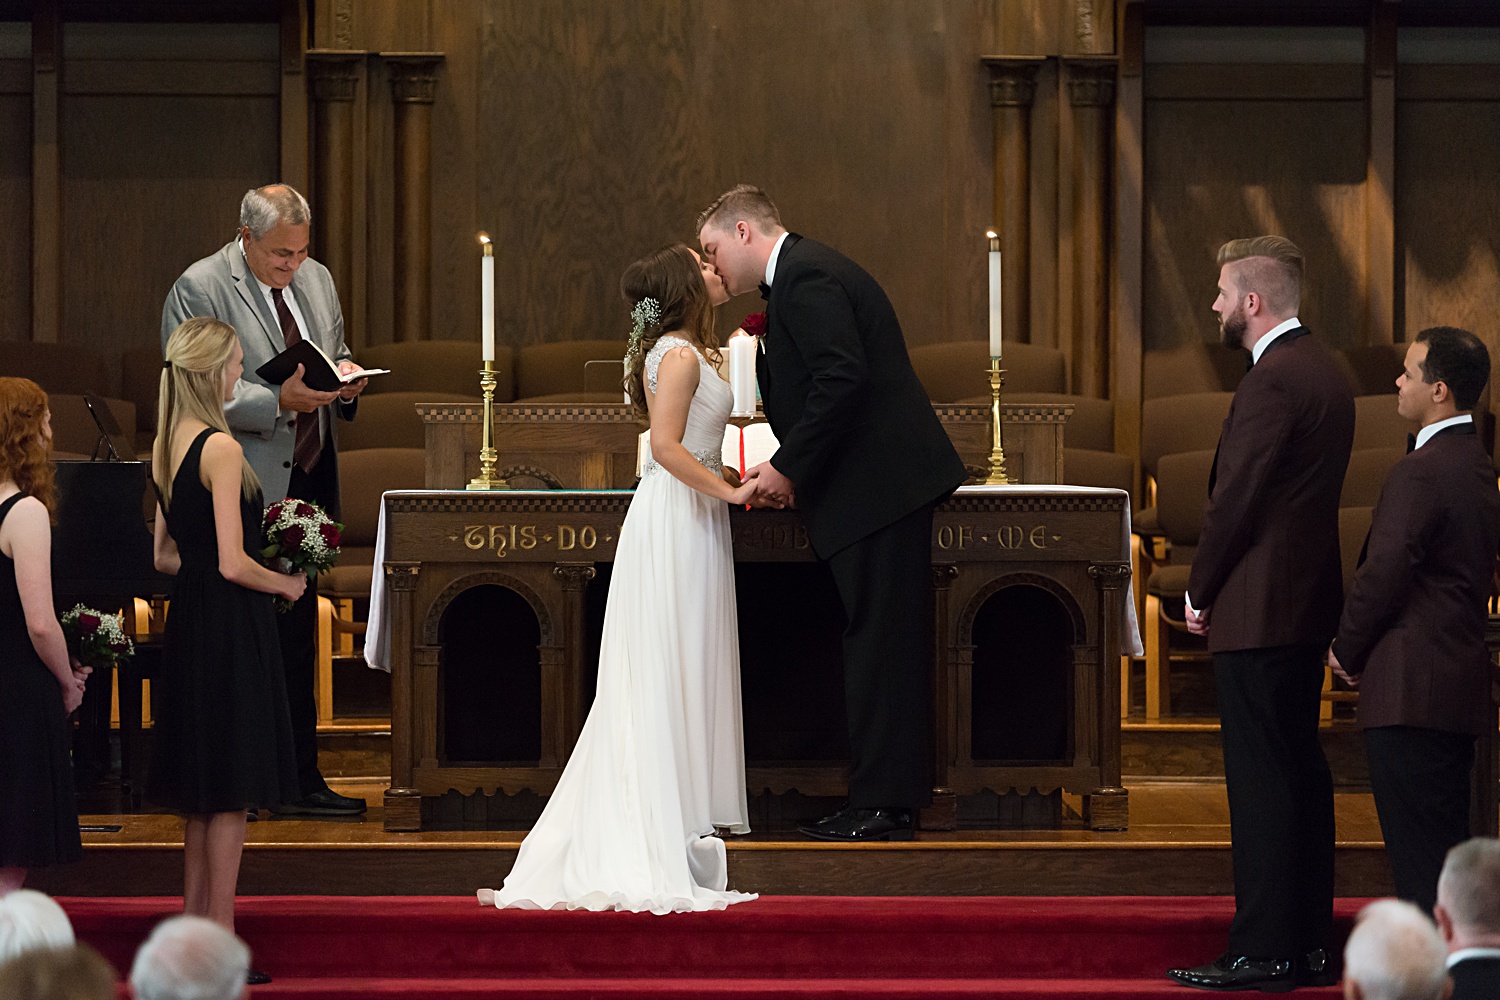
[52,459,173,800]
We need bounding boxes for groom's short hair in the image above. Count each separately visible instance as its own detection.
[697,185,782,236]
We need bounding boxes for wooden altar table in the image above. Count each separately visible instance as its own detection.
[370,486,1136,834]
[416,402,1073,489]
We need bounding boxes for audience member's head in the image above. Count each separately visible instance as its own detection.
[129,915,249,1000]
[0,889,76,965]
[0,943,116,1000]
[1436,837,1500,951]
[1343,899,1451,1000]
[0,375,57,512]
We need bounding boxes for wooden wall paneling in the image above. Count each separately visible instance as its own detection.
[59,23,281,393]
[385,53,442,342]
[0,39,31,345]
[997,0,1116,57]
[1142,64,1369,352]
[1396,69,1500,388]
[1365,1,1397,346]
[1112,0,1144,476]
[1064,57,1116,399]
[280,0,309,196]
[429,0,482,345]
[1029,57,1059,350]
[940,2,996,352]
[362,51,392,349]
[31,4,59,346]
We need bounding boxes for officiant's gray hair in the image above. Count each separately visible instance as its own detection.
[240,183,311,240]
[697,184,782,236]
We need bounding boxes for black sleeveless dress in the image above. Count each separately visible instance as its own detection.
[0,492,82,868]
[147,429,300,814]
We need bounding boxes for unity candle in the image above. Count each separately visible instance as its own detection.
[987,231,1002,359]
[479,233,495,362]
[728,330,757,415]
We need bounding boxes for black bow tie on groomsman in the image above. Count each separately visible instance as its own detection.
[1406,433,1417,454]
[758,282,771,301]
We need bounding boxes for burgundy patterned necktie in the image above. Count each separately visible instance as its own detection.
[272,287,322,473]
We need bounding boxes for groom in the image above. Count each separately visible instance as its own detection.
[697,185,967,841]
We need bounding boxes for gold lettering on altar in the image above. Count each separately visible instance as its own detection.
[937,524,1054,551]
[557,525,598,551]
[734,523,811,550]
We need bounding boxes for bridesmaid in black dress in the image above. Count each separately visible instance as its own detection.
[150,318,303,957]
[0,377,86,895]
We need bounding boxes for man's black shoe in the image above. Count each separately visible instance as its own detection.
[246,968,272,985]
[269,788,366,816]
[1166,954,1296,992]
[797,807,914,842]
[1295,948,1338,987]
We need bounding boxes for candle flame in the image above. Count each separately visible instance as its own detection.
[985,230,998,239]
[477,232,491,245]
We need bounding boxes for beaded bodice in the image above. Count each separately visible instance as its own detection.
[641,335,731,478]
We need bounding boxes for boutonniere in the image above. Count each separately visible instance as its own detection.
[739,311,767,353]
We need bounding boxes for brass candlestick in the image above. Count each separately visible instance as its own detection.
[466,361,509,490]
[985,357,1012,485]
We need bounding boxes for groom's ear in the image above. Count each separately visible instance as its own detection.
[735,220,752,243]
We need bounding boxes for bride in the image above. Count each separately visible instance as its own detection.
[478,243,773,914]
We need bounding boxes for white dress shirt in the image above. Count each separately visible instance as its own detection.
[239,237,313,343]
[764,231,791,288]
[1415,413,1473,451]
[1448,946,1500,969]
[1249,316,1303,366]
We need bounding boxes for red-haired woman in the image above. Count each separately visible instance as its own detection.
[0,377,86,895]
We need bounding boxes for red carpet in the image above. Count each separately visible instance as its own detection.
[63,895,1368,998]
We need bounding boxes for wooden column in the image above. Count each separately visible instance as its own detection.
[279,0,310,196]
[383,561,422,832]
[1086,561,1131,831]
[1064,57,1116,399]
[31,3,59,345]
[1112,0,1144,488]
[983,57,1045,345]
[306,51,363,319]
[1366,0,1397,345]
[384,53,443,343]
[551,563,596,766]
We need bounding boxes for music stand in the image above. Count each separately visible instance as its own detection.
[84,394,137,462]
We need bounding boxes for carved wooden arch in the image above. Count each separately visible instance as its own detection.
[420,570,555,646]
[955,571,1087,646]
[498,465,565,489]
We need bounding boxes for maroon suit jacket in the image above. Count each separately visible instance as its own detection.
[1188,329,1355,653]
[1332,423,1500,735]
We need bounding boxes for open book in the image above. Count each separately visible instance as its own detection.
[255,339,391,393]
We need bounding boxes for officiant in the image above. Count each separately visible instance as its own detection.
[160,183,367,817]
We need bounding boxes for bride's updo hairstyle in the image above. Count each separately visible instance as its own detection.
[154,317,261,507]
[620,243,721,421]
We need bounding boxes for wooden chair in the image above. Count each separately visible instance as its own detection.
[1354,394,1416,451]
[119,345,165,453]
[337,391,478,451]
[358,340,512,401]
[1142,342,1244,401]
[908,341,1067,401]
[1140,449,1216,720]
[514,339,628,402]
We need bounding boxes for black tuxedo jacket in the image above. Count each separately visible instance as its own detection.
[757,235,967,558]
[1332,421,1500,735]
[1187,328,1355,653]
[1449,955,1500,1000]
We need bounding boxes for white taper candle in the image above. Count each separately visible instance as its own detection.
[480,233,495,362]
[987,231,1002,359]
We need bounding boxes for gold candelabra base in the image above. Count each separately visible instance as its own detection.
[985,358,1012,485]
[466,362,510,490]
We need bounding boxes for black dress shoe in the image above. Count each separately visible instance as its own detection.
[1166,954,1295,992]
[1296,948,1338,987]
[797,807,914,842]
[246,968,271,985]
[269,788,366,816]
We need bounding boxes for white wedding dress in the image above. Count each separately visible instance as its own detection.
[478,336,755,914]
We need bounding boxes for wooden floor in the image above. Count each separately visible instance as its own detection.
[34,776,1401,898]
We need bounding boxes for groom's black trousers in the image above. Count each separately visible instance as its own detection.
[825,502,936,811]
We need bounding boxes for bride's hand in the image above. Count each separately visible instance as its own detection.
[729,481,778,507]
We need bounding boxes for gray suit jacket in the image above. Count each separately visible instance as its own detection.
[161,240,355,510]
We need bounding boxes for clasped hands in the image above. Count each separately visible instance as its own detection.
[742,461,796,509]
[278,361,369,413]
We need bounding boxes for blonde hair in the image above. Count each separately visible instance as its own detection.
[696,184,783,237]
[1217,236,1303,317]
[154,318,260,507]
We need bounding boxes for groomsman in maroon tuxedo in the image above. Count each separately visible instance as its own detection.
[1331,326,1500,917]
[1167,236,1355,993]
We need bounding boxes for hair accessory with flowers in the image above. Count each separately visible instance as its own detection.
[60,604,134,668]
[739,312,767,338]
[623,297,661,374]
[262,498,343,612]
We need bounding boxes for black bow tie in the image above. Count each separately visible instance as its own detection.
[758,282,771,301]
[1406,433,1417,454]
[1244,352,1255,373]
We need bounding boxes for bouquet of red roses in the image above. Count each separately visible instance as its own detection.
[262,498,343,611]
[59,604,134,668]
